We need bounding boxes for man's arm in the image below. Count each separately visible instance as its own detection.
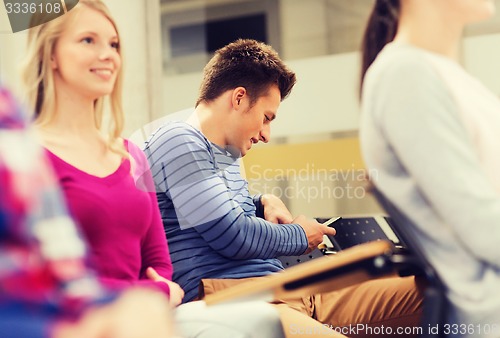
[146,124,308,259]
[260,194,294,224]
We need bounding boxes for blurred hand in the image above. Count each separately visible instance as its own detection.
[53,288,175,338]
[146,267,185,307]
[261,194,293,224]
[293,215,336,254]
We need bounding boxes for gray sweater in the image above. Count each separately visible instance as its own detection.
[361,42,500,336]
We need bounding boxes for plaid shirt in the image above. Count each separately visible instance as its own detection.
[0,87,111,337]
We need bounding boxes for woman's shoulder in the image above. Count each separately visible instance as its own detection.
[364,42,449,100]
[122,138,155,190]
[123,138,146,162]
[369,43,437,79]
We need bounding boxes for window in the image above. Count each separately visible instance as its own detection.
[160,0,280,74]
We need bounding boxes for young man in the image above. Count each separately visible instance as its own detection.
[145,39,424,337]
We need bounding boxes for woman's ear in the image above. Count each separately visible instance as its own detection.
[51,55,58,70]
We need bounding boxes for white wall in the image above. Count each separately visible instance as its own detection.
[0,7,28,98]
[279,0,329,60]
[463,32,500,97]
[162,71,201,120]
[275,52,361,138]
[161,32,500,140]
[105,0,163,137]
[3,1,500,141]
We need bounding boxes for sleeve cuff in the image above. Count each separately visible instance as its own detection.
[252,194,265,218]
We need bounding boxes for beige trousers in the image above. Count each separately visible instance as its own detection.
[200,276,425,338]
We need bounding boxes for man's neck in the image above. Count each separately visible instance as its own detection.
[190,97,231,148]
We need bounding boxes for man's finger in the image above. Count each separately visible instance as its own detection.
[323,226,336,236]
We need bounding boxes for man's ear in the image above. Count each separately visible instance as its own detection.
[232,87,246,109]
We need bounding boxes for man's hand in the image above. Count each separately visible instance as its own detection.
[261,194,293,224]
[146,267,185,307]
[292,215,337,253]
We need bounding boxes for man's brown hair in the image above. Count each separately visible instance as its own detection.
[196,39,296,107]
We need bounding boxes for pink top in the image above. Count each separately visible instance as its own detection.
[46,140,173,295]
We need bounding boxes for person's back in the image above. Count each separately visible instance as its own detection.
[361,40,500,331]
[359,0,500,334]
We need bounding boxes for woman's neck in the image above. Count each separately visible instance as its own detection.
[43,89,99,136]
[395,2,463,61]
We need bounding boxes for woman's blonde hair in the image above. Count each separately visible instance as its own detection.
[22,0,126,155]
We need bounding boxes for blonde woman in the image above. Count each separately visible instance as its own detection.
[23,0,184,304]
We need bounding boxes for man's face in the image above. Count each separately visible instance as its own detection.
[227,85,280,157]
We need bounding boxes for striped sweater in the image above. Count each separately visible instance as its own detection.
[144,121,308,302]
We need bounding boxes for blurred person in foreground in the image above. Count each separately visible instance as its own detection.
[0,86,174,338]
[360,0,500,336]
